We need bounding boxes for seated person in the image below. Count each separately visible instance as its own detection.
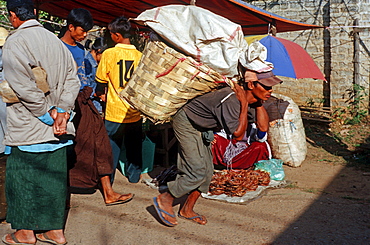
[212,78,275,169]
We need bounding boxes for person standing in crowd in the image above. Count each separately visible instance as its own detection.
[95,16,143,184]
[1,0,80,244]
[60,8,92,88]
[61,9,133,205]
[0,27,8,155]
[0,26,9,223]
[153,69,282,226]
[84,37,107,115]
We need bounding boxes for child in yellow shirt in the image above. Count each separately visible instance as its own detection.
[95,16,143,183]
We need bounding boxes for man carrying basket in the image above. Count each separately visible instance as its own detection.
[153,68,282,226]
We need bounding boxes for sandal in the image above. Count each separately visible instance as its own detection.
[36,233,67,245]
[178,213,207,225]
[1,233,35,245]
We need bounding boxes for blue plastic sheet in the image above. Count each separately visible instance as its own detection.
[254,159,285,181]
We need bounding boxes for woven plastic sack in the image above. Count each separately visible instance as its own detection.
[266,94,307,167]
[120,41,230,124]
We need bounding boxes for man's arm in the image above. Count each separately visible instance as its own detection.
[57,51,80,112]
[95,82,107,102]
[54,51,80,135]
[95,51,110,102]
[250,99,269,132]
[232,83,249,141]
[255,105,269,132]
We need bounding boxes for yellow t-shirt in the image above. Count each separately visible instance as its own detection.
[96,43,142,123]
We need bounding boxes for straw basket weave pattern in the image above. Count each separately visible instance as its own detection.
[119,41,231,124]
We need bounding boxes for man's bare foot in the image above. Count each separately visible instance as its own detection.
[100,175,134,206]
[105,191,132,204]
[153,192,177,226]
[178,210,207,225]
[2,230,36,244]
[36,230,66,245]
[105,193,134,206]
[177,190,205,224]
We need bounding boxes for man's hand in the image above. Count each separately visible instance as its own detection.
[95,91,106,103]
[250,99,263,108]
[49,108,57,121]
[232,82,249,141]
[51,111,69,136]
[98,93,106,102]
[232,82,248,106]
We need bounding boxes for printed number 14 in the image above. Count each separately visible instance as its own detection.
[117,60,134,88]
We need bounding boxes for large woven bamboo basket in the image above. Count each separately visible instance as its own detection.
[120,41,231,124]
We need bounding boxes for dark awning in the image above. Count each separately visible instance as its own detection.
[34,0,322,35]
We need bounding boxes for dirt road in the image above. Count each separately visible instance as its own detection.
[1,141,369,245]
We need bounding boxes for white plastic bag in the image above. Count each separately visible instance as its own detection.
[133,5,273,77]
[266,94,307,167]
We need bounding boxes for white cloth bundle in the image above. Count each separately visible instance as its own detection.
[133,5,273,78]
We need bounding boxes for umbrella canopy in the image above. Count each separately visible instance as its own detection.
[33,0,323,35]
[245,35,326,80]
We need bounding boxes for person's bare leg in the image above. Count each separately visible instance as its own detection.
[3,229,36,244]
[178,190,207,225]
[100,175,133,204]
[36,229,66,244]
[156,192,178,225]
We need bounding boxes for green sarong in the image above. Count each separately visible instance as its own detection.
[6,147,67,230]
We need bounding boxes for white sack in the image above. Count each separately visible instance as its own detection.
[133,4,273,78]
[267,93,307,167]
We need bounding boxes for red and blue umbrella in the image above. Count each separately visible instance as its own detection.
[245,35,326,80]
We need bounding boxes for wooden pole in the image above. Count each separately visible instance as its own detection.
[323,2,331,107]
[353,19,360,91]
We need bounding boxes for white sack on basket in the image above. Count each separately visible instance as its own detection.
[241,40,274,73]
[133,4,273,77]
[266,93,307,167]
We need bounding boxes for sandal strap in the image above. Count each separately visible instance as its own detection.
[160,208,176,218]
[11,233,21,243]
[43,233,52,241]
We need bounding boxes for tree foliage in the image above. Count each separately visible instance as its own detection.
[0,0,11,30]
[0,0,65,33]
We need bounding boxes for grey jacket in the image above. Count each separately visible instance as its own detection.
[3,20,80,146]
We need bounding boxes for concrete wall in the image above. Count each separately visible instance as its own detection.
[249,0,370,109]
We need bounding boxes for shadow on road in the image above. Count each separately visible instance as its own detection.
[273,120,370,244]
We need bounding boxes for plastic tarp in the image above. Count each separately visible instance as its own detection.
[34,0,323,35]
[201,180,287,204]
[142,178,288,204]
